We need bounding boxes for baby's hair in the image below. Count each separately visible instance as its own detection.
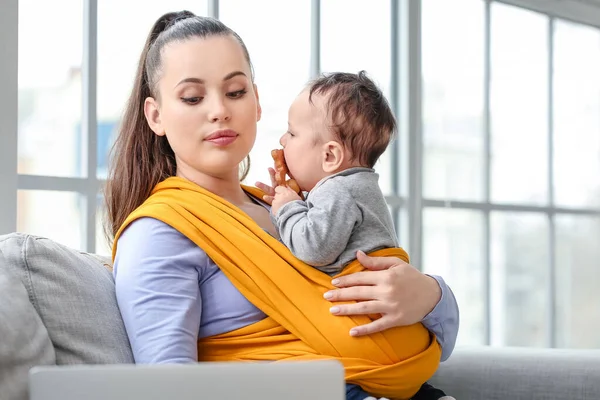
[307,71,396,168]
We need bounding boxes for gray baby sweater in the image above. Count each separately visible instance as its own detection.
[272,167,398,275]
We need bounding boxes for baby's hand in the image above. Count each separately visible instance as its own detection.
[271,185,302,215]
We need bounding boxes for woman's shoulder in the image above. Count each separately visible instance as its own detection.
[114,217,209,275]
[119,217,190,247]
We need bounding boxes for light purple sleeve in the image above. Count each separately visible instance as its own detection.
[421,275,460,362]
[113,217,204,364]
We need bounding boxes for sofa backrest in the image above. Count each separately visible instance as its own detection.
[431,346,600,400]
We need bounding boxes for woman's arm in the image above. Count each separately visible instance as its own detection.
[323,251,459,361]
[417,274,459,361]
[114,217,204,364]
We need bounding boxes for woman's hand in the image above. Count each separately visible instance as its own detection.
[323,251,442,337]
[255,167,277,205]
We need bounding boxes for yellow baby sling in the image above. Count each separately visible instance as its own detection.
[113,177,441,399]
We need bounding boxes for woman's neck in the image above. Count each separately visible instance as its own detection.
[176,167,249,206]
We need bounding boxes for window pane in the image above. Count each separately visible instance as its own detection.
[384,204,408,250]
[97,1,209,179]
[490,212,549,347]
[490,4,549,205]
[555,215,600,348]
[17,190,84,250]
[553,21,600,209]
[321,0,394,196]
[18,0,84,178]
[396,206,409,251]
[220,0,311,187]
[422,0,485,202]
[423,208,486,345]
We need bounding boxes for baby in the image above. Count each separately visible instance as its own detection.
[266,70,398,276]
[261,71,455,400]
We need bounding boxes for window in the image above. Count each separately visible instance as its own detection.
[423,208,486,344]
[553,20,600,348]
[18,0,84,179]
[16,0,85,249]
[490,4,549,205]
[555,215,600,348]
[553,20,600,209]
[422,0,600,347]
[3,0,600,349]
[422,0,485,202]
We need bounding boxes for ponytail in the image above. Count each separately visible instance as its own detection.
[104,11,194,238]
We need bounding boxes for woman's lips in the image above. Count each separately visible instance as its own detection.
[205,129,239,146]
[206,135,237,146]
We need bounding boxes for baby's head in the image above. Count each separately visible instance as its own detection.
[280,71,396,192]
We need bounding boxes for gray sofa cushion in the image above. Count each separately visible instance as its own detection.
[431,346,600,400]
[0,233,134,365]
[0,248,55,400]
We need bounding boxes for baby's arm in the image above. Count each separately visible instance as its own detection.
[273,181,362,267]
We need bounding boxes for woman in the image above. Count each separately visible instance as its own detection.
[105,10,458,400]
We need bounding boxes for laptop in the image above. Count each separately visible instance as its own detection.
[29,360,345,400]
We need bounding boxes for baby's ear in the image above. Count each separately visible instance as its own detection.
[321,141,345,173]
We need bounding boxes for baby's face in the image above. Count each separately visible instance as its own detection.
[279,89,331,192]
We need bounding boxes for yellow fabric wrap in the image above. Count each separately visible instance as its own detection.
[112,177,441,399]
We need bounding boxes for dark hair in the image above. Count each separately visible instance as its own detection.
[307,70,396,168]
[104,11,254,238]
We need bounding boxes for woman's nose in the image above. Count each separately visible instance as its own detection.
[279,134,286,147]
[207,96,231,122]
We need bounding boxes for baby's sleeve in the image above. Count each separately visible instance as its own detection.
[273,181,362,268]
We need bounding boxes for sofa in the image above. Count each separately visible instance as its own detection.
[1,232,599,400]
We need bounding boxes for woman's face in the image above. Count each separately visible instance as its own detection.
[144,35,261,180]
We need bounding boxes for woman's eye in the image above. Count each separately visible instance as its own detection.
[227,89,247,99]
[287,131,295,137]
[181,97,202,105]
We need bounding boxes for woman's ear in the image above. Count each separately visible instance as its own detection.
[321,141,345,173]
[254,84,262,122]
[144,97,165,136]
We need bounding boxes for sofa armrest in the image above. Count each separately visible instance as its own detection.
[430,346,600,400]
[0,233,134,365]
[0,248,56,400]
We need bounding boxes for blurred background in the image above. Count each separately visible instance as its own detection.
[1,0,599,350]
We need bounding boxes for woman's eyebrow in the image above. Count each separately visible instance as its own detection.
[175,71,247,88]
[175,77,203,88]
[223,71,246,81]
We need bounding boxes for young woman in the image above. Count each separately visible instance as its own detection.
[106,10,458,400]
